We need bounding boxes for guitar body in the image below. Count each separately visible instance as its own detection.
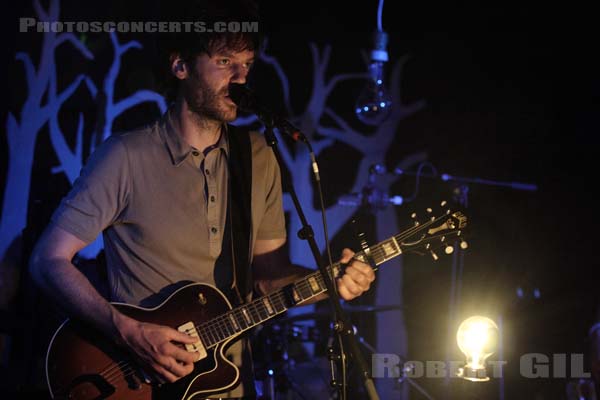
[46,283,240,400]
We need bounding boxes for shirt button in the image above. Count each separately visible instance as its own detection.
[205,169,210,175]
[192,150,200,157]
[211,227,217,234]
[210,195,216,202]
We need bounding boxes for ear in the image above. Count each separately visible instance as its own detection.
[169,53,189,80]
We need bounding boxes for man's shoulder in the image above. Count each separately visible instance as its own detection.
[91,120,166,166]
[247,130,269,153]
[112,120,161,149]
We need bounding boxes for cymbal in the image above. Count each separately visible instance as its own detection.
[274,304,404,323]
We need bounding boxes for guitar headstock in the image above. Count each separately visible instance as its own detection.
[399,201,468,260]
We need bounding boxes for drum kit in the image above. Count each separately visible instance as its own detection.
[252,304,403,400]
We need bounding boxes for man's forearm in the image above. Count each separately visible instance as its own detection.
[254,263,328,305]
[30,257,127,341]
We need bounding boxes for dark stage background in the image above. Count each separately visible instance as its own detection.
[2,1,599,399]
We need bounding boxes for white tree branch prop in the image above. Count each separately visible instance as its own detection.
[0,0,93,260]
[99,32,166,144]
[55,33,94,59]
[15,53,35,89]
[1,0,167,261]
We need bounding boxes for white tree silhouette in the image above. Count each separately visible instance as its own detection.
[1,0,166,262]
[1,0,93,261]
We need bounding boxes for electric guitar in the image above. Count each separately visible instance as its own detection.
[45,207,467,399]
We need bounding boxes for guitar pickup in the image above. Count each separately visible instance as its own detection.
[177,322,207,361]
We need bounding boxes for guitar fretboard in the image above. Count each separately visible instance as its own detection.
[195,236,405,348]
[195,212,460,348]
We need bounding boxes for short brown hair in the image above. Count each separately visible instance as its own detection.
[155,0,261,102]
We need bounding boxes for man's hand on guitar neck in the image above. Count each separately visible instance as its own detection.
[336,248,376,301]
[253,239,376,303]
[114,313,199,383]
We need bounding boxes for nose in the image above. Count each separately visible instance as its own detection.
[230,64,248,85]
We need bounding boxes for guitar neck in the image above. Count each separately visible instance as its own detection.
[196,233,406,349]
[194,209,468,348]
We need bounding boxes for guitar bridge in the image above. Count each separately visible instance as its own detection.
[177,322,207,361]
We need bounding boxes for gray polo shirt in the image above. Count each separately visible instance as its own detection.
[50,110,287,397]
[51,109,287,305]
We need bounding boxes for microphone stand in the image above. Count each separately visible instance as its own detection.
[260,115,380,400]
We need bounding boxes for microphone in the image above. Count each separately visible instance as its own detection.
[228,84,306,143]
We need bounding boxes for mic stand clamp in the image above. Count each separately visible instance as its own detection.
[261,118,380,400]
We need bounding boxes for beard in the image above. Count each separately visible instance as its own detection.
[182,72,236,123]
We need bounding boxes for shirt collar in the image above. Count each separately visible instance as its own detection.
[159,108,229,166]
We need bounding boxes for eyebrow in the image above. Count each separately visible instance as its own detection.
[215,52,255,64]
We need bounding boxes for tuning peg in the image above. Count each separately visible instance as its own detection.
[445,245,454,254]
[411,212,419,226]
[459,239,468,249]
[440,200,447,207]
[427,208,435,221]
[430,250,439,261]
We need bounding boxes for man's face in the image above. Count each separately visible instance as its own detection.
[182,49,255,123]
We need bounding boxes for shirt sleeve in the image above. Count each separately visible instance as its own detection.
[50,135,131,243]
[255,144,287,240]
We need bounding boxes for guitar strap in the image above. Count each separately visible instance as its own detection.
[225,124,253,305]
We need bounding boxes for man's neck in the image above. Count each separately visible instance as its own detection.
[173,100,222,152]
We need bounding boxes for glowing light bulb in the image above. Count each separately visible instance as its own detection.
[355,31,392,125]
[456,316,499,381]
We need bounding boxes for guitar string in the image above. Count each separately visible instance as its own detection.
[199,269,334,345]
[95,238,421,387]
[197,250,376,347]
[63,213,457,391]
[95,271,337,388]
[199,259,361,349]
[199,287,306,346]
[214,214,455,343]
[98,261,344,386]
[91,284,305,386]
[97,278,324,388]
[190,215,454,362]
[196,267,330,345]
[99,283,303,384]
[212,218,436,345]
[93,289,300,389]
[81,261,374,388]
